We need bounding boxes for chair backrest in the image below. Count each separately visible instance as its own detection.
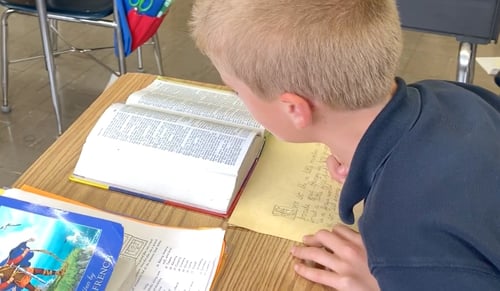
[397,0,500,44]
[0,0,114,19]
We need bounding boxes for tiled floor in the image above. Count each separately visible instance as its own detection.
[0,1,499,186]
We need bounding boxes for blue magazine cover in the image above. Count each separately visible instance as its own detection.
[0,196,123,291]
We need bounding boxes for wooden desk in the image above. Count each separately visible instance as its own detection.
[12,73,329,291]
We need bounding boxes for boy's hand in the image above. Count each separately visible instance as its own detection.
[291,225,379,291]
[326,155,349,184]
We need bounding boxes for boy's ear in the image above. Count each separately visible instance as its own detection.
[279,92,313,129]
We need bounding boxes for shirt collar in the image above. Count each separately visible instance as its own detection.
[339,78,421,224]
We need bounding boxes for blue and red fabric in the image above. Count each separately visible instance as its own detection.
[116,0,173,56]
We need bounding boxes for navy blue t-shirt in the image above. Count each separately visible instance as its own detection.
[340,78,500,290]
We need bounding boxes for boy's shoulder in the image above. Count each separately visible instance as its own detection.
[410,79,498,100]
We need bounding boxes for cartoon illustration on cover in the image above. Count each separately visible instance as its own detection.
[0,205,104,291]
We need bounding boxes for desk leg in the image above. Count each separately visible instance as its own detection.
[36,0,63,135]
[456,41,477,84]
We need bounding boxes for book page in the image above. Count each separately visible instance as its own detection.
[84,103,257,173]
[228,136,363,242]
[3,188,226,291]
[125,78,265,134]
[74,103,262,213]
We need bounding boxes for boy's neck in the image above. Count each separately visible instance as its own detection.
[313,81,397,169]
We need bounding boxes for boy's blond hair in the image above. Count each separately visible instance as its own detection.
[190,0,402,110]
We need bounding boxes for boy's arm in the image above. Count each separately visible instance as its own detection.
[375,267,500,291]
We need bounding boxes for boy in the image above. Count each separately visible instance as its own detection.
[190,0,500,290]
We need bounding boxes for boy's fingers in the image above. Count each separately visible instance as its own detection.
[291,245,339,269]
[331,224,363,244]
[294,262,341,289]
[303,229,349,253]
[301,233,323,247]
[326,155,348,183]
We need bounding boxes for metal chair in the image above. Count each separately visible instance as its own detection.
[397,0,500,84]
[0,0,165,134]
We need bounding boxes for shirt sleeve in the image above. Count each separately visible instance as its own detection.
[374,267,500,291]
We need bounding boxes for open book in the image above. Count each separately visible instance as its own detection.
[0,190,123,290]
[71,77,265,217]
[3,186,227,291]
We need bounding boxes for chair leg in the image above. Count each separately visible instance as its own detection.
[136,34,164,75]
[49,19,58,52]
[36,0,63,135]
[456,42,477,84]
[113,0,126,75]
[1,9,15,113]
[152,33,164,76]
[137,46,144,72]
